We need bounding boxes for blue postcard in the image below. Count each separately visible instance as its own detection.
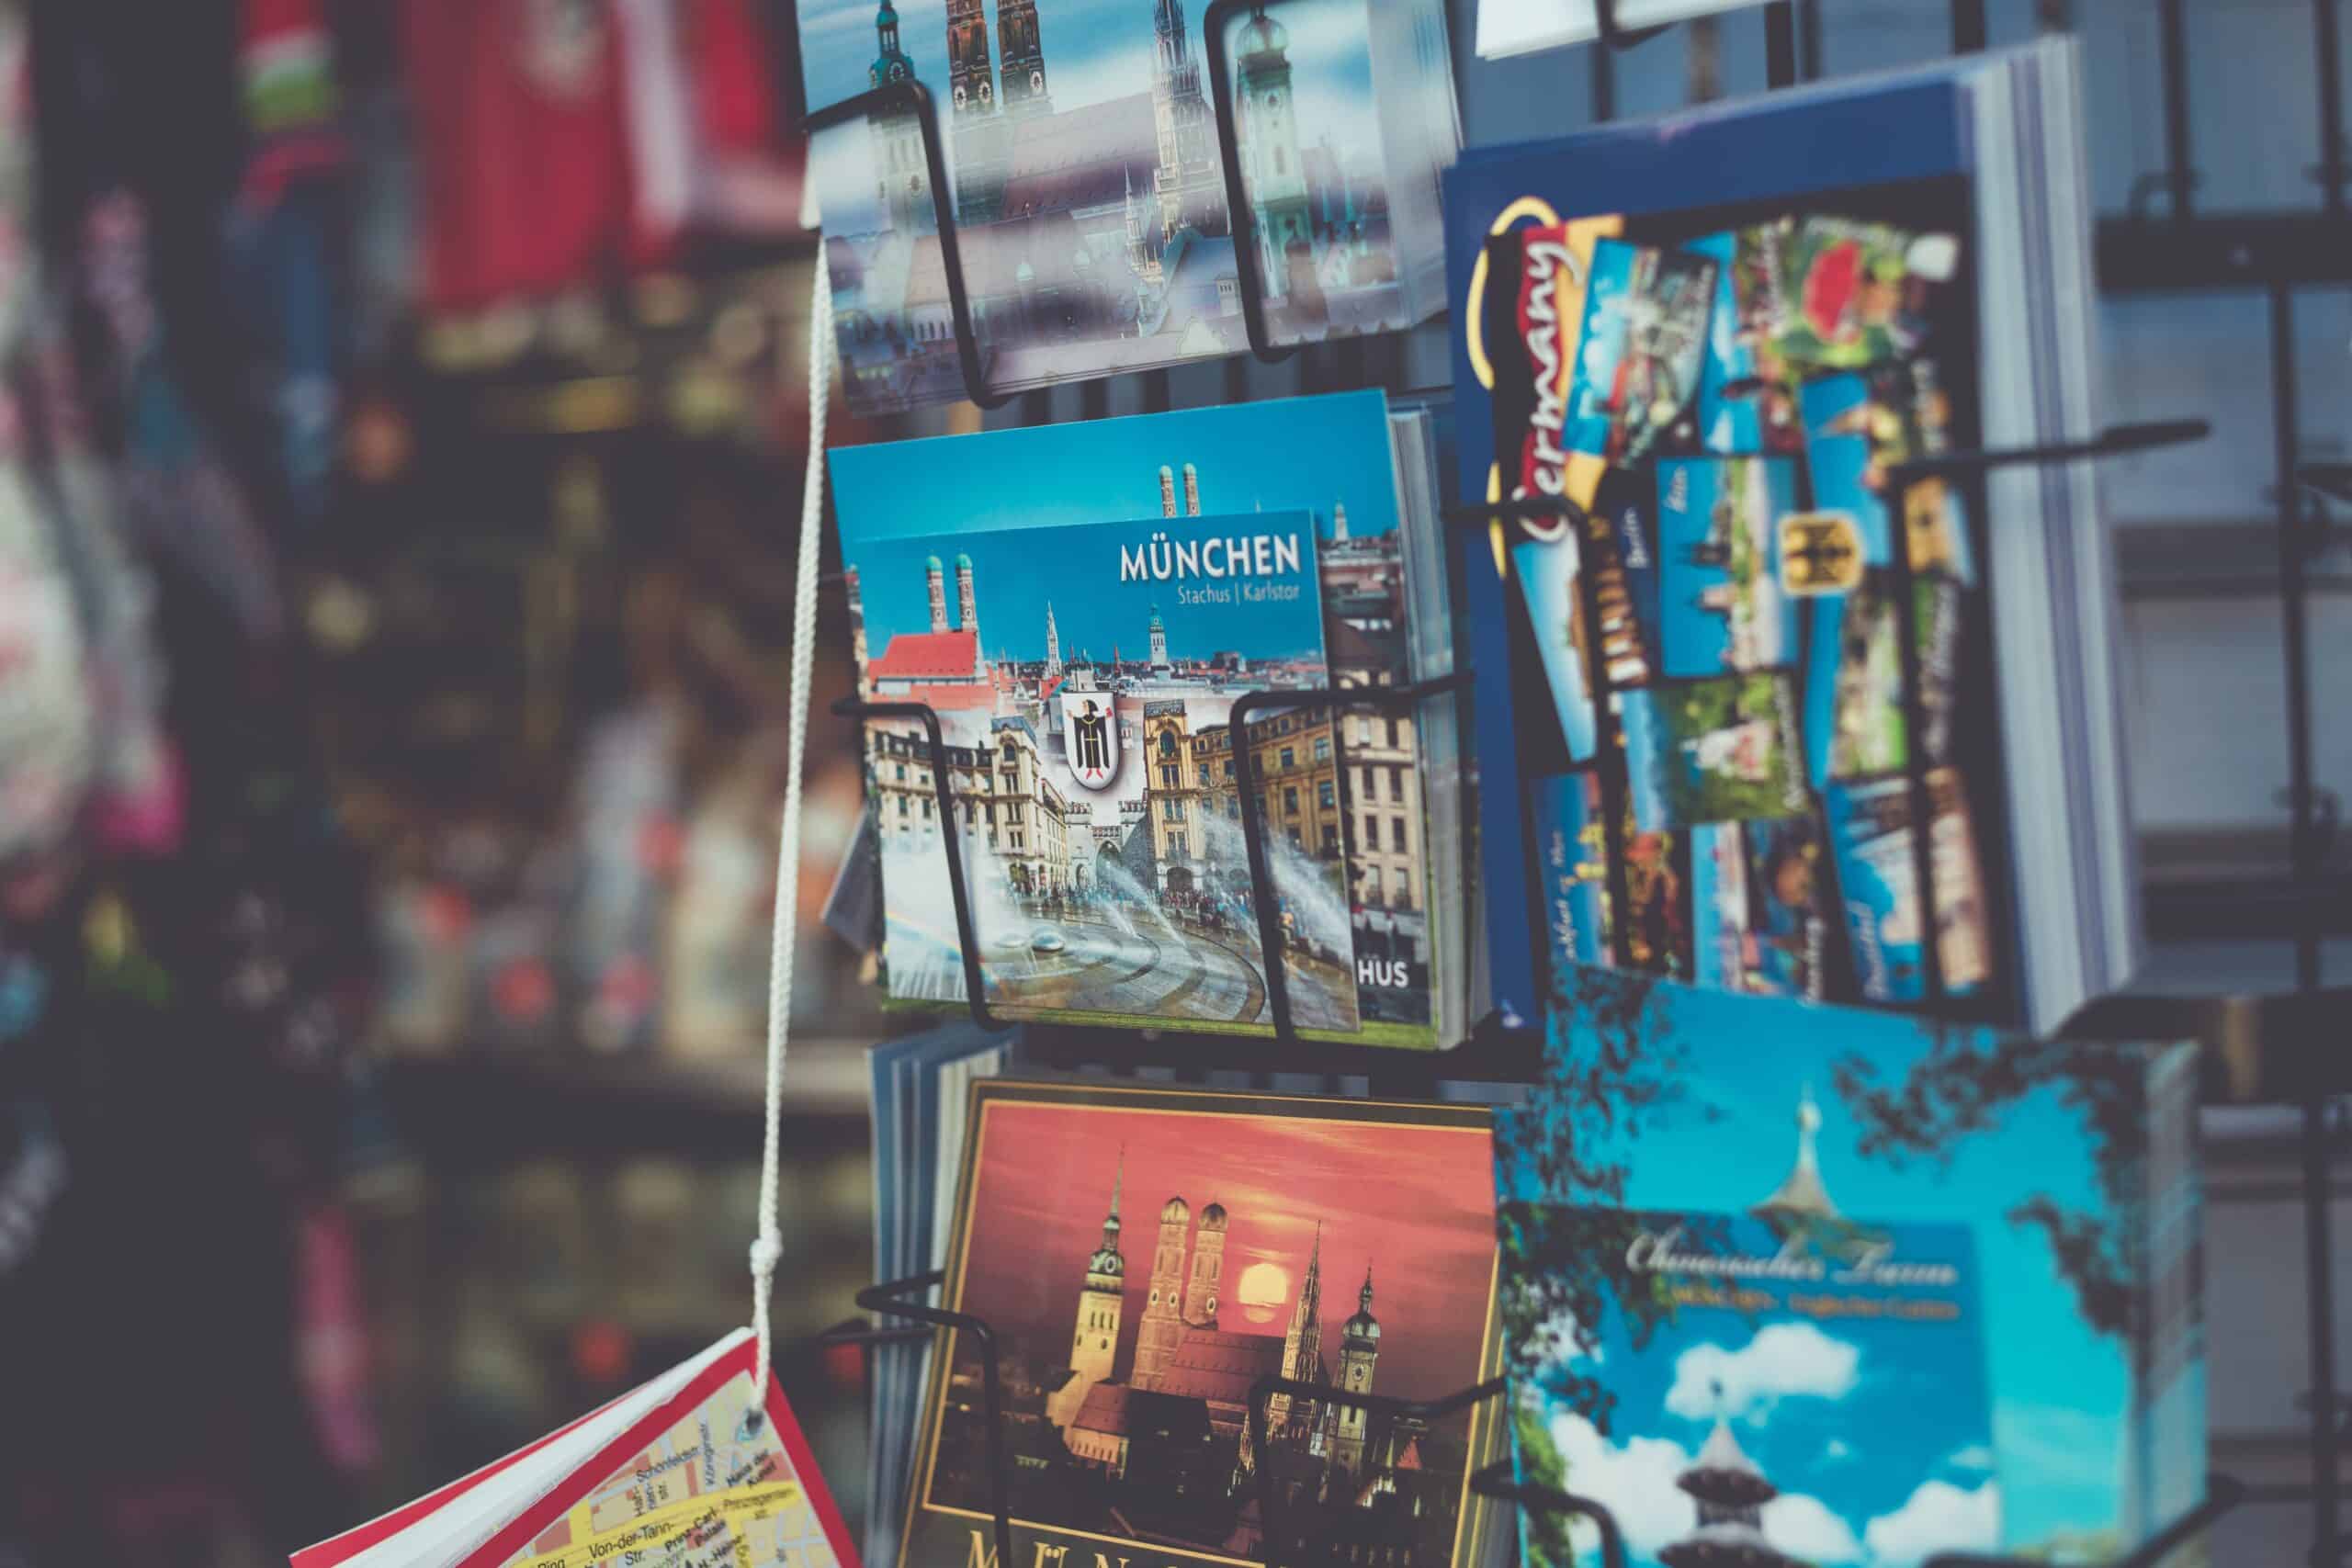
[1499,1201,1999,1568]
[1656,457,1803,680]
[1566,240,1717,466]
[1690,818,1828,1000]
[832,392,1449,1046]
[851,509,1355,1033]
[1823,769,1990,1004]
[1512,531,1598,762]
[1497,977,2206,1562]
[1533,771,1609,974]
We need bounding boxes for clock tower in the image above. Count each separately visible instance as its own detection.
[1149,0,1222,241]
[997,0,1051,118]
[869,4,932,234]
[1234,7,1312,301]
[1046,1154,1127,1430]
[945,0,1008,222]
[1332,1262,1380,1476]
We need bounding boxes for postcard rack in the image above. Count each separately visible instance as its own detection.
[810,1278,2287,1568]
[802,0,1681,411]
[814,0,2352,1560]
[828,677,1543,1090]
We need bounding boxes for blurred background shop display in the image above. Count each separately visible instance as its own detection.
[0,3,891,1562]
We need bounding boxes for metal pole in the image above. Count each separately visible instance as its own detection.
[2158,0,2195,218]
[1951,0,1988,52]
[1764,1,1797,88]
[2269,280,2338,1562]
[2317,0,2346,212]
[1589,34,1617,122]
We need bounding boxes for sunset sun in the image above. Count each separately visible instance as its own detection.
[1233,1261,1292,1325]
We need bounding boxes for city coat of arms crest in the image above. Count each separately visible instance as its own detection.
[1059,693,1121,791]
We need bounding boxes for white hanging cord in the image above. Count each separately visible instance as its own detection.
[752,252,835,1408]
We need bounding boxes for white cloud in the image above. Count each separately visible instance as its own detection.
[1546,1412,1697,1558]
[1946,1444,1995,1472]
[1765,1493,1864,1563]
[1664,1322,1862,1421]
[1863,1480,2001,1567]
[1547,1413,1862,1563]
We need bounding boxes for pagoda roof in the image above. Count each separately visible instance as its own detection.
[1678,1418,1780,1510]
[1753,1089,1844,1223]
[1657,1522,1804,1568]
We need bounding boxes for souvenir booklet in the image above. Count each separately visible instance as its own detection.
[867,1023,1016,1568]
[1495,971,2204,1562]
[1443,42,2133,1037]
[292,1330,856,1568]
[831,391,1465,1048]
[799,0,1460,412]
[898,1077,1506,1568]
[1498,1201,1999,1568]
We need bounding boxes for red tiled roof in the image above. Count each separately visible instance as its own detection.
[1153,1330,1287,1407]
[878,682,997,713]
[1074,1382,1133,1438]
[1000,92,1158,220]
[869,629,979,680]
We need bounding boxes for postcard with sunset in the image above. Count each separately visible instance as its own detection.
[899,1078,1505,1568]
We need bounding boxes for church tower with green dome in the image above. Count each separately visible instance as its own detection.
[1046,1153,1126,1429]
[868,0,914,85]
[1331,1262,1380,1475]
[1234,7,1312,301]
[867,5,932,234]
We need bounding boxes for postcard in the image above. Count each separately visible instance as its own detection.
[1566,240,1716,467]
[851,509,1364,1033]
[1691,816,1825,999]
[1498,1201,1999,1568]
[1532,771,1610,975]
[1622,814,1690,979]
[1510,466,1660,763]
[831,391,1453,1046]
[1616,672,1809,835]
[1735,216,1959,374]
[1822,768,1990,1003]
[1510,527,1598,763]
[1689,229,1804,457]
[800,0,1456,412]
[1655,456,1801,679]
[900,1078,1505,1568]
[1496,976,2206,1557]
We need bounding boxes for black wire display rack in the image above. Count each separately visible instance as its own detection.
[816,0,2352,1561]
[832,679,1551,1088]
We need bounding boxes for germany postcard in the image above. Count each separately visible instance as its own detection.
[899,1078,1506,1568]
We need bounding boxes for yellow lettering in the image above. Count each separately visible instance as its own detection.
[966,1530,1001,1568]
[1033,1546,1070,1568]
